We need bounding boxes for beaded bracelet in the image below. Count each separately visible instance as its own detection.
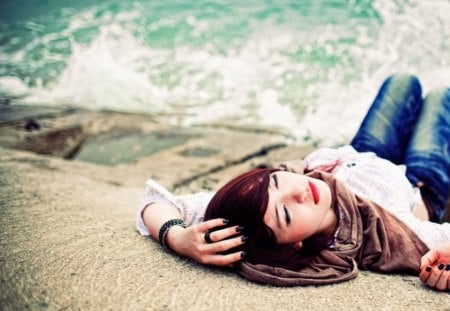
[158,219,187,249]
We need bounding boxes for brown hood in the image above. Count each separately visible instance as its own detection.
[237,171,429,286]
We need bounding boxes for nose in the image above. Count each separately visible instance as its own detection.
[289,187,307,204]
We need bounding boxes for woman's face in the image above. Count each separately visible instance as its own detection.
[263,171,335,245]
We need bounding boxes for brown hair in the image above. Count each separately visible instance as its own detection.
[204,168,332,270]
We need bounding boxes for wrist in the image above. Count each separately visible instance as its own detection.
[165,225,186,253]
[158,219,186,250]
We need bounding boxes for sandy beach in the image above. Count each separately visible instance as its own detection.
[1,104,449,310]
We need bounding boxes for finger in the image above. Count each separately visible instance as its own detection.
[425,264,443,288]
[434,264,450,291]
[447,264,450,290]
[208,235,246,254]
[419,266,432,283]
[420,249,440,270]
[198,218,230,232]
[201,251,246,267]
[207,225,244,243]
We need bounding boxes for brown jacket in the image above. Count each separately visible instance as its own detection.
[238,171,429,286]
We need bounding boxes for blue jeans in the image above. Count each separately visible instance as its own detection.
[351,74,450,222]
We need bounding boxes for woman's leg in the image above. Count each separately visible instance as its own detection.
[351,74,423,164]
[404,88,450,222]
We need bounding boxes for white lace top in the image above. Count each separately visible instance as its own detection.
[136,145,450,249]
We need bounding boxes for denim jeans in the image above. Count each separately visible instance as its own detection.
[350,74,450,222]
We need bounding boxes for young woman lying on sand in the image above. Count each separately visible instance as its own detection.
[137,74,450,292]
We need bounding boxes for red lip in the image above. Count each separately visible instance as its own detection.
[309,181,319,204]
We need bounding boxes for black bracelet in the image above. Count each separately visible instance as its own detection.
[158,219,187,249]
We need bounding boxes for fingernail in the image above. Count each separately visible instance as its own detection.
[425,266,432,272]
[222,219,229,224]
[438,263,445,270]
[236,226,244,233]
[241,235,249,242]
[446,264,450,271]
[240,251,246,259]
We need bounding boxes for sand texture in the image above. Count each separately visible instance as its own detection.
[1,105,449,310]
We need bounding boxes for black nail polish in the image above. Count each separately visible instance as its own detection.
[241,235,249,242]
[236,226,244,233]
[425,266,432,272]
[222,219,229,224]
[240,251,246,259]
[438,263,445,270]
[446,264,450,271]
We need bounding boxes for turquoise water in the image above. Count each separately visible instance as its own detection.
[1,0,449,145]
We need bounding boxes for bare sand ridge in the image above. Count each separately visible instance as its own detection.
[1,105,449,310]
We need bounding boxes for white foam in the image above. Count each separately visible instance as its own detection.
[23,23,169,113]
[13,0,450,147]
[287,0,450,145]
[0,76,30,98]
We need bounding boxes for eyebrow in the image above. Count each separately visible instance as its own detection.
[271,174,278,188]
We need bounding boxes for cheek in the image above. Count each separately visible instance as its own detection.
[293,209,314,230]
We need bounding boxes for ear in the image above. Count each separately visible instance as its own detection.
[292,241,303,251]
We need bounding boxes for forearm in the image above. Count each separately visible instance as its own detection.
[142,202,184,243]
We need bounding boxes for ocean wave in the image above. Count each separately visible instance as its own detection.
[0,0,449,145]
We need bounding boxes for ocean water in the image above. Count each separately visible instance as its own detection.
[0,0,449,146]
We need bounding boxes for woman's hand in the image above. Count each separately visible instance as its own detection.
[165,218,246,267]
[419,243,450,291]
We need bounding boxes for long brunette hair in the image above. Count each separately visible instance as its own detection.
[204,168,332,270]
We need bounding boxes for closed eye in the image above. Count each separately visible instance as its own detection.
[283,205,291,225]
